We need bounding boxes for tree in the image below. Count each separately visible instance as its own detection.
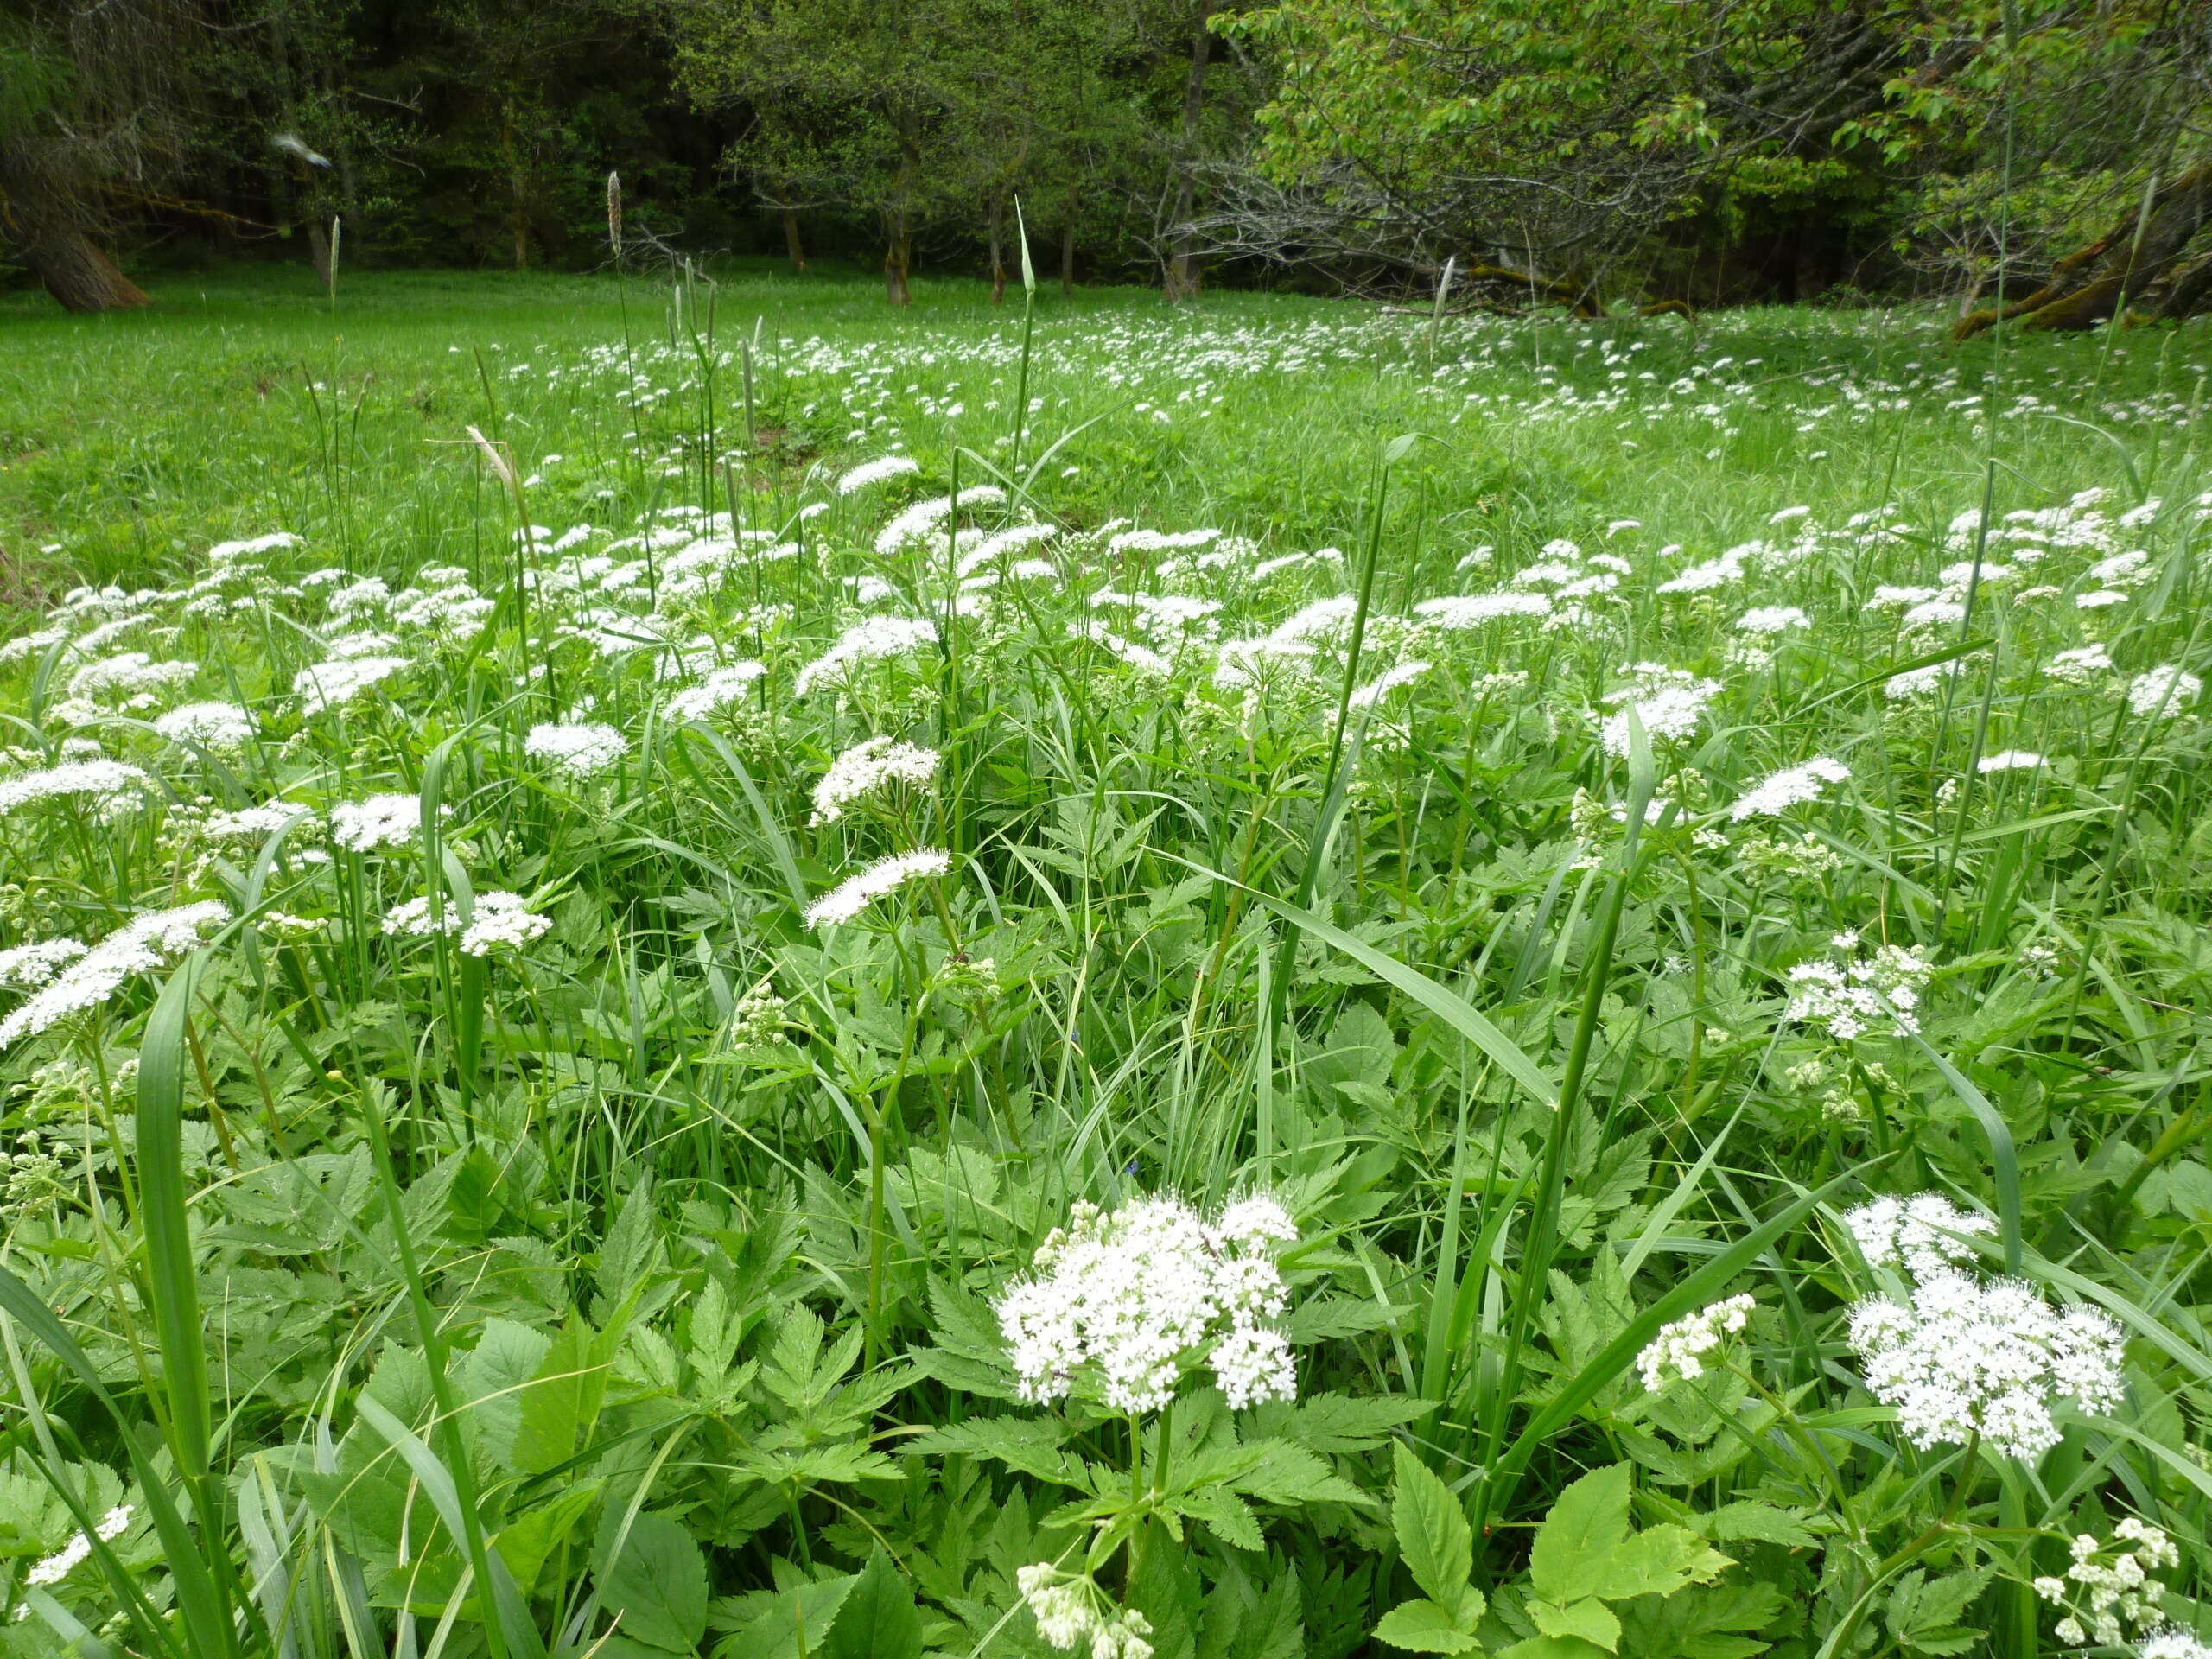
[665,0,1005,305]
[1214,0,2212,313]
[0,3,202,313]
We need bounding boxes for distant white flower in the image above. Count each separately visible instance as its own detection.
[1414,592,1552,627]
[1843,1193,1993,1284]
[1784,933,1933,1040]
[794,616,938,696]
[1637,1294,1754,1391]
[874,486,1006,556]
[380,897,456,939]
[803,849,952,928]
[0,906,227,1046]
[1347,660,1430,709]
[1731,757,1848,820]
[665,662,766,722]
[68,652,197,705]
[2045,645,2113,685]
[0,759,149,817]
[23,1503,133,1586]
[996,1192,1299,1414]
[2075,589,2129,610]
[1977,750,2046,774]
[294,654,409,713]
[835,454,921,494]
[2127,665,2200,719]
[1736,606,1810,636]
[330,793,436,853]
[459,892,552,957]
[1847,1267,2124,1459]
[201,804,310,842]
[525,721,628,780]
[0,941,89,990]
[1599,665,1719,757]
[155,702,254,753]
[811,736,940,825]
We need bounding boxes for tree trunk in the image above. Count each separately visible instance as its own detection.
[1956,162,2212,339]
[885,217,913,307]
[1061,180,1078,299]
[781,205,807,271]
[988,195,1008,304]
[17,228,149,314]
[305,216,334,289]
[1163,0,1216,302]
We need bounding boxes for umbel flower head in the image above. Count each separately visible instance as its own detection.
[996,1192,1300,1414]
[1843,1192,1993,1283]
[1016,1564,1154,1659]
[0,904,229,1047]
[1846,1266,2124,1460]
[1637,1294,1754,1392]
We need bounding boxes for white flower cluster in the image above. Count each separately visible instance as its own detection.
[330,793,439,853]
[1977,749,2047,774]
[0,759,150,817]
[2139,1630,2212,1659]
[23,1503,132,1586]
[1598,664,1720,757]
[1783,931,1934,1040]
[203,804,312,843]
[2127,665,2201,720]
[1637,1293,1754,1392]
[1843,1192,2125,1461]
[2035,1522,2183,1649]
[68,652,197,706]
[1015,1565,1155,1659]
[1731,756,1848,821]
[1844,1192,1993,1282]
[793,616,939,696]
[524,721,629,780]
[665,661,766,722]
[153,702,255,753]
[995,1192,1300,1414]
[0,941,91,990]
[0,904,228,1046]
[810,736,941,825]
[460,893,553,957]
[835,454,920,494]
[803,849,952,929]
[293,653,409,713]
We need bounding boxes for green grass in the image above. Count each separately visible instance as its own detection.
[0,263,2207,1659]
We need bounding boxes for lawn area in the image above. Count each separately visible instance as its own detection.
[0,264,2207,1659]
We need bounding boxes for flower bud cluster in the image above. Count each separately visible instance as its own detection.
[2035,1521,2182,1648]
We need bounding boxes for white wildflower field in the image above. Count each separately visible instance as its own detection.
[0,270,2208,1659]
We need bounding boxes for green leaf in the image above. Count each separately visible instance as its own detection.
[1531,1597,1620,1652]
[1390,1443,1473,1611]
[512,1316,610,1476]
[493,1482,601,1597]
[461,1318,553,1472]
[599,1510,708,1653]
[823,1547,923,1659]
[1373,1599,1483,1653]
[1529,1465,1631,1604]
[1884,1567,1991,1656]
[721,1576,858,1659]
[1600,1524,1732,1600]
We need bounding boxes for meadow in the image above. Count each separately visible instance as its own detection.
[0,260,2207,1659]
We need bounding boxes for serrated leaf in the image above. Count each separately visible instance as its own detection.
[1252,1392,1434,1453]
[1531,1597,1620,1652]
[904,1418,1095,1489]
[598,1510,706,1653]
[823,1547,923,1659]
[1529,1464,1631,1604]
[1373,1598,1482,1654]
[1698,1501,1818,1548]
[1390,1443,1472,1611]
[1236,1440,1370,1507]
